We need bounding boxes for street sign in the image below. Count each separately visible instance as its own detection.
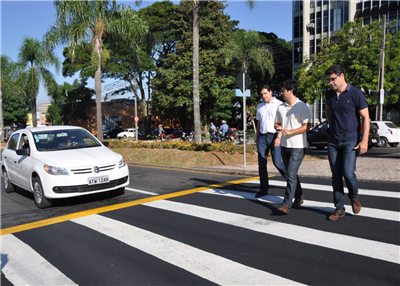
[235,89,251,97]
[235,69,251,93]
[380,89,384,104]
[134,116,139,122]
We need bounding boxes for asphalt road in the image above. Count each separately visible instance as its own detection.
[1,165,399,285]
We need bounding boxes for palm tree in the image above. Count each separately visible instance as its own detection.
[17,37,60,127]
[221,29,275,77]
[44,0,147,140]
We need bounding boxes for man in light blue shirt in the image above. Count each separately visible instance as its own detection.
[218,120,229,142]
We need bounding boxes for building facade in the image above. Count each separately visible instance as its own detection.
[292,0,400,123]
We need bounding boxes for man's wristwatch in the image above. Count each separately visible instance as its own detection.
[277,135,282,138]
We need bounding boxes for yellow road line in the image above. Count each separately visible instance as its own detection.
[1,177,259,236]
[127,163,247,177]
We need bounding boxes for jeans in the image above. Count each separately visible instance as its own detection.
[257,133,287,192]
[327,139,358,211]
[281,147,305,207]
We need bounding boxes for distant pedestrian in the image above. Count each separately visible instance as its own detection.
[218,120,229,142]
[325,64,368,221]
[7,123,17,141]
[255,85,287,198]
[275,80,311,214]
[158,124,165,136]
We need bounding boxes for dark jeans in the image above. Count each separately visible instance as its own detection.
[257,133,287,192]
[327,139,358,211]
[281,147,306,207]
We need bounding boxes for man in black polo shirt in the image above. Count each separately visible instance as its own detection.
[325,64,370,221]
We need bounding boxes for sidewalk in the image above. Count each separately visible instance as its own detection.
[172,156,400,184]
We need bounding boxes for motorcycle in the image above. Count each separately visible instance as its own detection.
[155,133,167,142]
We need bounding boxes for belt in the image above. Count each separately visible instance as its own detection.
[260,132,276,135]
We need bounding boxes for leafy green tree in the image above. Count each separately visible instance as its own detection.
[17,37,60,127]
[221,29,275,77]
[296,19,400,116]
[248,32,292,99]
[44,0,148,139]
[152,0,238,132]
[46,79,94,125]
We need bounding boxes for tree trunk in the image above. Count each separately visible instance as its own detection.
[32,97,37,127]
[193,1,201,143]
[95,65,103,140]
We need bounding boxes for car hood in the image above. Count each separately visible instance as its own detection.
[34,146,122,167]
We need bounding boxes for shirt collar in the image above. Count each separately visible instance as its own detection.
[284,97,301,107]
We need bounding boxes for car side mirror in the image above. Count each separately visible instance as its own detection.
[16,148,29,156]
[102,141,109,147]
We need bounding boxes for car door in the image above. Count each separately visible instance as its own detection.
[3,133,20,183]
[14,133,32,190]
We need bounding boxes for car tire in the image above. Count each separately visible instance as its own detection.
[377,137,388,148]
[123,135,127,139]
[2,169,15,193]
[32,176,52,209]
[389,143,399,148]
[110,187,125,196]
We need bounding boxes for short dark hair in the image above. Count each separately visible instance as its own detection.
[325,64,345,77]
[259,84,271,93]
[281,80,299,96]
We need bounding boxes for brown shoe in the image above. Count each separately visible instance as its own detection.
[278,204,290,214]
[351,197,361,214]
[292,198,304,208]
[329,208,345,221]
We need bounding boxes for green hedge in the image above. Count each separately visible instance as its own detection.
[108,140,257,154]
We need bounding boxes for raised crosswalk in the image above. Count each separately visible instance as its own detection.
[2,179,399,285]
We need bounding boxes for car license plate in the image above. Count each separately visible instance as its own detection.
[88,175,109,185]
[372,139,377,143]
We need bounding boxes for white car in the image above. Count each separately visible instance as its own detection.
[117,128,136,139]
[371,121,400,148]
[1,126,129,208]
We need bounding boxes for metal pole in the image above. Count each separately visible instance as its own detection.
[242,72,246,168]
[377,14,386,121]
[134,74,138,143]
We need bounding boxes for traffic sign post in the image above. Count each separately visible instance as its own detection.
[235,70,251,168]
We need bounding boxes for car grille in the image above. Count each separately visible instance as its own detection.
[52,176,128,193]
[70,164,116,174]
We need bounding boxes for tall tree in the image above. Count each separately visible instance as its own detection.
[152,1,238,131]
[47,79,94,125]
[44,0,147,140]
[221,29,275,77]
[17,37,59,127]
[1,55,27,129]
[136,0,255,144]
[295,19,400,116]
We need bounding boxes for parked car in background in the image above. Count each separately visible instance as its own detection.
[371,121,400,147]
[117,128,137,139]
[104,128,123,139]
[307,120,379,150]
[1,126,129,208]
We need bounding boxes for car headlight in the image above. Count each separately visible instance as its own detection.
[44,164,69,175]
[119,158,126,168]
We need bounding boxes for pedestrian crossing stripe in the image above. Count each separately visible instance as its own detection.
[201,188,400,222]
[248,180,400,199]
[1,235,77,286]
[0,177,258,236]
[72,214,304,285]
[143,200,399,264]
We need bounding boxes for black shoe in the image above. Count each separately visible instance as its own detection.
[255,191,268,198]
[292,198,304,208]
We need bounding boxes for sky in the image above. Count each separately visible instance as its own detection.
[0,0,293,106]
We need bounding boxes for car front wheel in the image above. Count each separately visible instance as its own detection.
[2,169,15,193]
[32,176,52,209]
[377,137,388,148]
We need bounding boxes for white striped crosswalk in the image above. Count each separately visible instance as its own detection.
[1,179,399,285]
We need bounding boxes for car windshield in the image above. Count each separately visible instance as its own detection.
[33,128,101,151]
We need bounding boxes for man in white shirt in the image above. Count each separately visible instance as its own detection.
[275,80,311,214]
[255,85,287,198]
